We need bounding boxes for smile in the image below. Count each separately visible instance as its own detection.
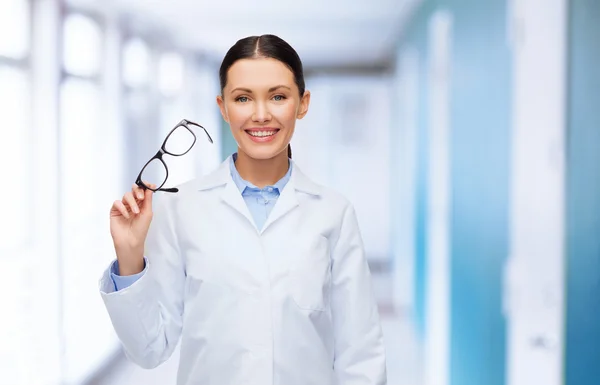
[248,130,277,137]
[245,128,280,143]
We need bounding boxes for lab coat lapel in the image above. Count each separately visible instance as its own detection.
[260,162,321,234]
[197,156,255,228]
[221,179,255,227]
[260,177,299,234]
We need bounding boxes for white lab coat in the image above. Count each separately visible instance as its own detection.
[99,156,387,385]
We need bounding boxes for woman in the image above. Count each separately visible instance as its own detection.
[100,34,387,385]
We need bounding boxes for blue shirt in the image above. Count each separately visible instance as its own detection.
[110,153,292,291]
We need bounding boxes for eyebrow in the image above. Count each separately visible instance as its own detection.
[230,85,291,94]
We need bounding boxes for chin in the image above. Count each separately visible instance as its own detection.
[240,145,286,160]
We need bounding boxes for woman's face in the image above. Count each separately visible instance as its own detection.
[217,58,310,160]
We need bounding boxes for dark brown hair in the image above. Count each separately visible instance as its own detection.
[219,34,306,159]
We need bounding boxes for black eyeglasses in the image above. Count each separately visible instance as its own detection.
[135,119,213,193]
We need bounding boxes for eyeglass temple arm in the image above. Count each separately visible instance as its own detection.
[144,185,179,193]
[183,119,214,144]
[135,179,179,194]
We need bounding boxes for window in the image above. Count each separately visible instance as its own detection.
[0,0,31,251]
[60,12,119,384]
[159,51,184,97]
[122,37,161,184]
[0,66,30,250]
[0,1,34,384]
[123,37,151,88]
[62,13,102,77]
[0,0,30,59]
[158,51,195,185]
[60,78,102,225]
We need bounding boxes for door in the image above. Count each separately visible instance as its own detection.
[424,9,452,385]
[505,0,567,384]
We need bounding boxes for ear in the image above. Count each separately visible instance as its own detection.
[296,90,311,120]
[216,95,229,123]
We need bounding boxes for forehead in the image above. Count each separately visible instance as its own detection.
[225,58,296,90]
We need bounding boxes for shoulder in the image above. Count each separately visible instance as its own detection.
[171,158,231,196]
[305,182,362,245]
[319,186,357,228]
[153,159,229,210]
[317,184,353,211]
[292,163,355,220]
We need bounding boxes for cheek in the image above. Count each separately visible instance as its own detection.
[226,105,250,128]
[272,102,298,123]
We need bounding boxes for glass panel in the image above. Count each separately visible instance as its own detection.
[123,38,151,88]
[158,51,184,96]
[0,66,29,250]
[0,0,30,59]
[60,78,99,226]
[63,14,102,77]
[59,78,118,383]
[124,89,157,181]
[0,257,29,384]
[0,66,31,385]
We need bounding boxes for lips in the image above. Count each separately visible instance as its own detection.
[244,128,280,143]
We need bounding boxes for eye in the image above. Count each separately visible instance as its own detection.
[272,95,286,101]
[236,96,249,103]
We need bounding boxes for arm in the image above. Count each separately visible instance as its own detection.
[99,193,185,369]
[331,203,387,384]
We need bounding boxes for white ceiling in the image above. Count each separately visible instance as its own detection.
[71,0,420,69]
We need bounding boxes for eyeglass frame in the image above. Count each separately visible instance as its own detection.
[135,119,213,193]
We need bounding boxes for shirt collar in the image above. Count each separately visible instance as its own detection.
[229,152,293,195]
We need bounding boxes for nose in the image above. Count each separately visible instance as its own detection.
[252,101,271,123]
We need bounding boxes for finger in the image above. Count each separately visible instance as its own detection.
[141,183,155,214]
[132,183,145,200]
[123,191,140,214]
[142,181,156,191]
[112,200,130,219]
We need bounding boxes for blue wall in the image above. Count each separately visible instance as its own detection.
[398,1,510,383]
[447,2,510,385]
[221,120,238,160]
[565,0,600,384]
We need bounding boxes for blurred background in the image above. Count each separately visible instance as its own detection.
[1,0,599,384]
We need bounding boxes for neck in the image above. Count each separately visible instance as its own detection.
[234,149,289,188]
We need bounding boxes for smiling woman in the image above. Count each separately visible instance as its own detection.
[101,34,386,385]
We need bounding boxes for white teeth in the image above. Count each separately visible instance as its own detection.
[249,130,276,137]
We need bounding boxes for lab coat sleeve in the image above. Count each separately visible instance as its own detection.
[331,203,387,384]
[98,193,185,369]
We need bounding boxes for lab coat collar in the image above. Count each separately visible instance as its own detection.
[196,155,322,233]
[196,155,322,197]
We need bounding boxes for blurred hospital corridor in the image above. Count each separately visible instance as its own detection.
[2,0,600,384]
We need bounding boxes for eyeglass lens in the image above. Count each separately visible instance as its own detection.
[140,158,168,189]
[165,124,195,155]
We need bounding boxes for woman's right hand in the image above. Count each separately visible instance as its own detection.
[109,183,155,275]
